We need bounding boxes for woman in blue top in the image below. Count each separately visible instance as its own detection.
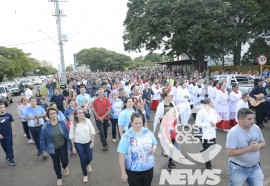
[117,113,158,186]
[118,98,136,137]
[110,92,124,142]
[40,107,70,186]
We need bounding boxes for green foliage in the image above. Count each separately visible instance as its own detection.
[76,48,133,71]
[123,0,270,70]
[242,37,270,65]
[0,47,57,79]
[66,64,74,72]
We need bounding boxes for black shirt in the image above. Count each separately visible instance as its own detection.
[0,113,14,136]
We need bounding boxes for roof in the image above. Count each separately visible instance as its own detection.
[156,60,207,65]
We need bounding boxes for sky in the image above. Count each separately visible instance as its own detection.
[0,0,145,69]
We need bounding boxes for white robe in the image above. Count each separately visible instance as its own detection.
[215,90,230,120]
[194,106,219,140]
[152,87,162,101]
[210,86,219,108]
[172,86,180,106]
[229,91,242,120]
[188,84,195,104]
[235,99,249,122]
[176,87,191,125]
[193,84,206,107]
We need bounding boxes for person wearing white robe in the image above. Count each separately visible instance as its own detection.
[193,79,206,107]
[188,79,196,105]
[172,81,180,106]
[176,82,191,125]
[210,80,219,108]
[235,93,249,122]
[229,84,242,127]
[215,82,230,131]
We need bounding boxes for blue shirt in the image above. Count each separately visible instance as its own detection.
[76,93,91,106]
[0,113,14,136]
[110,98,123,119]
[64,106,77,121]
[24,106,46,127]
[117,127,158,171]
[118,108,135,132]
[58,111,66,121]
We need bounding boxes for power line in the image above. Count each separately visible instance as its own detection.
[1,37,57,47]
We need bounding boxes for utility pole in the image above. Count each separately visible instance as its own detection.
[49,0,67,84]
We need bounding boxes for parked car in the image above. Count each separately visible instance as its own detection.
[21,79,33,89]
[211,74,254,93]
[32,78,42,85]
[0,86,13,106]
[9,84,21,96]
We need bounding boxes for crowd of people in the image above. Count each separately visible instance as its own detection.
[0,68,268,186]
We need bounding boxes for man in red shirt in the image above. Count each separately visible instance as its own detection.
[93,88,111,150]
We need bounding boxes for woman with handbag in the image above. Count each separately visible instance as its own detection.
[194,98,220,170]
[69,108,96,183]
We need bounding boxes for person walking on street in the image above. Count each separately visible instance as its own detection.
[40,107,70,186]
[110,92,123,142]
[24,96,46,156]
[195,98,220,170]
[142,83,154,123]
[0,102,16,166]
[117,113,157,186]
[93,88,111,150]
[18,97,34,144]
[226,108,265,186]
[69,108,96,183]
[50,88,66,114]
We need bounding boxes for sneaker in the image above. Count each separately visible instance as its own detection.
[112,139,116,142]
[56,179,63,186]
[97,131,100,134]
[8,160,16,166]
[30,139,35,144]
[206,165,213,170]
[24,134,26,137]
[83,176,88,183]
[87,164,92,173]
[167,163,173,171]
[170,161,176,168]
[64,167,69,176]
[103,145,108,150]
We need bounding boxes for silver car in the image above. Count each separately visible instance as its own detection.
[0,86,13,106]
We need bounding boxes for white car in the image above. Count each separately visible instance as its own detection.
[33,78,42,85]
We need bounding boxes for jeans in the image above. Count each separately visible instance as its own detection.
[49,143,69,179]
[22,121,31,140]
[229,161,264,186]
[74,141,93,176]
[0,132,14,161]
[95,120,108,147]
[110,118,119,140]
[29,126,42,153]
[144,102,150,121]
[126,167,153,186]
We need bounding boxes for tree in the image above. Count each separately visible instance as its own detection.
[0,47,33,76]
[144,53,163,62]
[123,0,235,71]
[123,0,270,70]
[242,37,270,65]
[66,64,74,72]
[76,48,133,71]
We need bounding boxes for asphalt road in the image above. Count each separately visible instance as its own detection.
[1,94,270,186]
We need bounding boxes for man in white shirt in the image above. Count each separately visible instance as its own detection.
[24,85,33,101]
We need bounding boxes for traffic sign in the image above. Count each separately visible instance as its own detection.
[258,55,267,65]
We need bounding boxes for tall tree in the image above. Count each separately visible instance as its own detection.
[123,0,234,71]
[76,48,133,71]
